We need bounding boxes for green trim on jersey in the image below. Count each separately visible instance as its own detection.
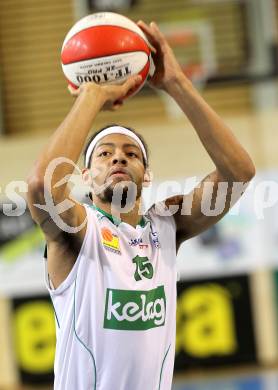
[74,279,97,390]
[90,204,146,227]
[158,344,171,390]
[50,296,60,329]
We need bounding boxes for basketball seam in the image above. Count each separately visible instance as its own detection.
[62,24,150,54]
[61,50,149,66]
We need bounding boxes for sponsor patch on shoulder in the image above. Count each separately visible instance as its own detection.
[101,227,121,254]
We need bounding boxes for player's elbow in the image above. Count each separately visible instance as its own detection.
[222,160,256,185]
[26,173,45,203]
[248,162,256,180]
[238,160,256,183]
[27,172,44,191]
[228,156,256,183]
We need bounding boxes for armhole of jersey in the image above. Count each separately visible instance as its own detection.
[148,201,177,233]
[148,202,178,262]
[44,205,93,296]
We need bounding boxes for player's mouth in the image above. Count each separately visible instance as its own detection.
[109,168,131,179]
[109,168,132,180]
[111,172,128,176]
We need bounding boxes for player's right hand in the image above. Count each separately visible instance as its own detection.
[137,21,185,93]
[67,75,142,111]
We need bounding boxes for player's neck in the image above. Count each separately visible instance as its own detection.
[92,198,143,228]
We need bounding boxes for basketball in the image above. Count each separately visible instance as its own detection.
[61,12,154,96]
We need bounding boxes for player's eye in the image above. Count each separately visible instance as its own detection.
[98,151,111,157]
[127,152,137,158]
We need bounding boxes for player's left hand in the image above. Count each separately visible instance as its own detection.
[137,20,187,92]
[67,75,142,111]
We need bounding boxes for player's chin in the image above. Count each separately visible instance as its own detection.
[108,178,139,196]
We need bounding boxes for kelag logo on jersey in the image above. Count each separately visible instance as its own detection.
[103,286,166,330]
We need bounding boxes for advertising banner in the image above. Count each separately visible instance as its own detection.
[11,294,55,384]
[175,274,257,370]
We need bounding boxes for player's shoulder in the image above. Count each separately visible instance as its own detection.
[146,201,177,229]
[147,201,175,217]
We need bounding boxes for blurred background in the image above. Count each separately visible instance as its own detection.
[1,0,278,389]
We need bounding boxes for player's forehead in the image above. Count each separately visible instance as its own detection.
[94,133,141,151]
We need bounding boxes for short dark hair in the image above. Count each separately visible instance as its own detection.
[83,124,149,168]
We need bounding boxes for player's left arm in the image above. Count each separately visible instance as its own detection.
[138,21,256,246]
[165,170,250,248]
[162,76,255,245]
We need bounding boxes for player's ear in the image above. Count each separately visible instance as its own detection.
[82,168,93,186]
[142,168,152,187]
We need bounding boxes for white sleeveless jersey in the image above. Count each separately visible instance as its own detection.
[45,203,177,390]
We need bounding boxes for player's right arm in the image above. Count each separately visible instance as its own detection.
[26,76,142,288]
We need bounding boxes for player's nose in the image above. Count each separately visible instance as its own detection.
[112,149,127,165]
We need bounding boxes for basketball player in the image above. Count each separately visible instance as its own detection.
[27,21,255,389]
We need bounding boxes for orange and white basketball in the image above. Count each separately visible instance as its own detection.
[61,12,154,97]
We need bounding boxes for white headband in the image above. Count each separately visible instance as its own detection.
[85,126,148,167]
